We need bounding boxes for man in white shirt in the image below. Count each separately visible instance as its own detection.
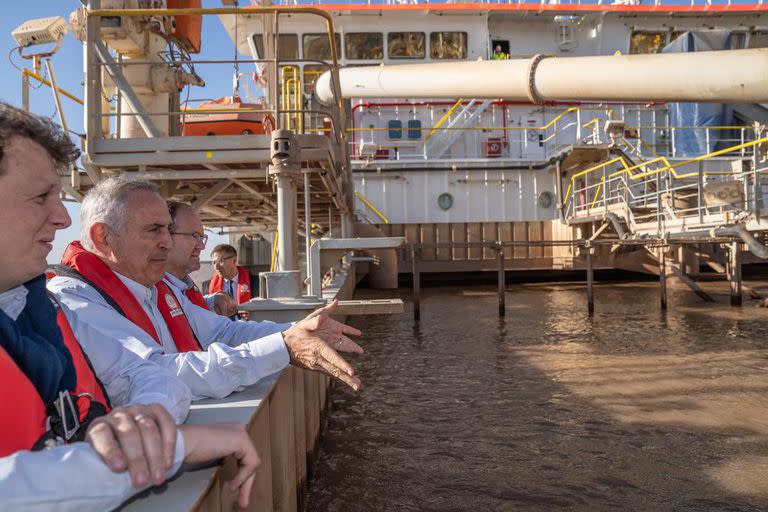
[0,101,259,511]
[49,176,364,402]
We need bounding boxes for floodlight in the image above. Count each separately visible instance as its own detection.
[12,17,70,58]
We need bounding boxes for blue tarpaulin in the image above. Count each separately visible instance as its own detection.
[663,31,731,157]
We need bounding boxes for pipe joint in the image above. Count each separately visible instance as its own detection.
[526,54,549,105]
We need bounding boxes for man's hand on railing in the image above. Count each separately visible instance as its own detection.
[180,423,260,509]
[85,403,178,488]
[281,299,364,391]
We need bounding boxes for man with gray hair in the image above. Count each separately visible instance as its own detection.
[48,176,364,402]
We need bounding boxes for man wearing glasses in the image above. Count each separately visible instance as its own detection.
[164,201,236,317]
[207,243,257,320]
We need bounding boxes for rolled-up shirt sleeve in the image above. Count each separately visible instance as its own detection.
[0,430,185,512]
[50,277,291,402]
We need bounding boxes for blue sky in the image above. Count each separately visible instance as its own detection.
[1,1,242,262]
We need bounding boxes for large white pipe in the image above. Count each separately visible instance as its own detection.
[316,48,768,105]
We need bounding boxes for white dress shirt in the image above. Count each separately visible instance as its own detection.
[0,431,185,512]
[0,286,186,512]
[49,272,292,401]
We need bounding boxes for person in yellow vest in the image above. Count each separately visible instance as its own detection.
[491,44,508,60]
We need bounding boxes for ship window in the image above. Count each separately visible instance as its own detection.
[748,32,768,48]
[303,33,342,61]
[251,34,299,61]
[407,119,422,139]
[388,32,425,59]
[302,64,329,95]
[629,31,666,54]
[345,33,384,60]
[388,120,403,139]
[430,32,467,59]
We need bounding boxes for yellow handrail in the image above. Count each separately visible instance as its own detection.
[589,177,605,209]
[355,191,389,224]
[562,134,768,208]
[424,98,464,142]
[22,69,84,106]
[270,230,279,272]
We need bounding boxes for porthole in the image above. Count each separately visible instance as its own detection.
[437,192,454,210]
[538,191,554,209]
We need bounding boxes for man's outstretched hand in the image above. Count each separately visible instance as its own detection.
[281,299,363,391]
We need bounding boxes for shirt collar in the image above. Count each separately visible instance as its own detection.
[164,272,189,291]
[115,272,155,305]
[0,285,29,321]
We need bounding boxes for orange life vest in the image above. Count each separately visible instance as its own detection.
[0,310,110,457]
[208,266,252,305]
[59,242,202,354]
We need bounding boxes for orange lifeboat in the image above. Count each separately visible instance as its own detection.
[181,96,275,136]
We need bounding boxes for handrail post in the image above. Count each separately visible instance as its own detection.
[753,125,761,220]
[585,241,594,316]
[21,72,29,112]
[495,242,505,317]
[659,245,667,311]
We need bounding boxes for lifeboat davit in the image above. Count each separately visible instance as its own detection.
[181,96,275,136]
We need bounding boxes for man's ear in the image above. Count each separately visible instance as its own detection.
[89,223,112,255]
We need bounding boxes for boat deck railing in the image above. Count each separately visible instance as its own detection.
[563,131,768,236]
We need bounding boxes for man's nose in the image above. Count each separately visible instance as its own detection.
[158,228,172,249]
[50,196,72,230]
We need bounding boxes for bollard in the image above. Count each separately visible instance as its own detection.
[411,245,421,321]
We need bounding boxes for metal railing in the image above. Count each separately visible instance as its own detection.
[563,133,768,233]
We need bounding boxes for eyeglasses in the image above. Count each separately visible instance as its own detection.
[212,255,235,266]
[171,231,208,245]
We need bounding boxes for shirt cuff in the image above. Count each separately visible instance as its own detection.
[245,331,290,374]
[168,430,186,477]
[128,393,190,425]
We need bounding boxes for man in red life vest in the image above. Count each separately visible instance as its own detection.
[0,102,259,510]
[49,176,364,401]
[165,200,236,317]
[207,243,256,319]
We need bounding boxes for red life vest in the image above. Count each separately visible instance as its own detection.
[155,281,203,352]
[0,311,110,457]
[184,284,209,310]
[208,266,252,305]
[60,242,202,354]
[0,345,48,456]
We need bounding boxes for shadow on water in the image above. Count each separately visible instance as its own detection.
[305,282,768,512]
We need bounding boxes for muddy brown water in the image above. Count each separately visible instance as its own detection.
[305,281,768,512]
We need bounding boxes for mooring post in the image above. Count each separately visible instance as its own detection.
[411,244,421,321]
[585,241,594,316]
[729,241,742,307]
[496,242,505,317]
[659,245,667,311]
